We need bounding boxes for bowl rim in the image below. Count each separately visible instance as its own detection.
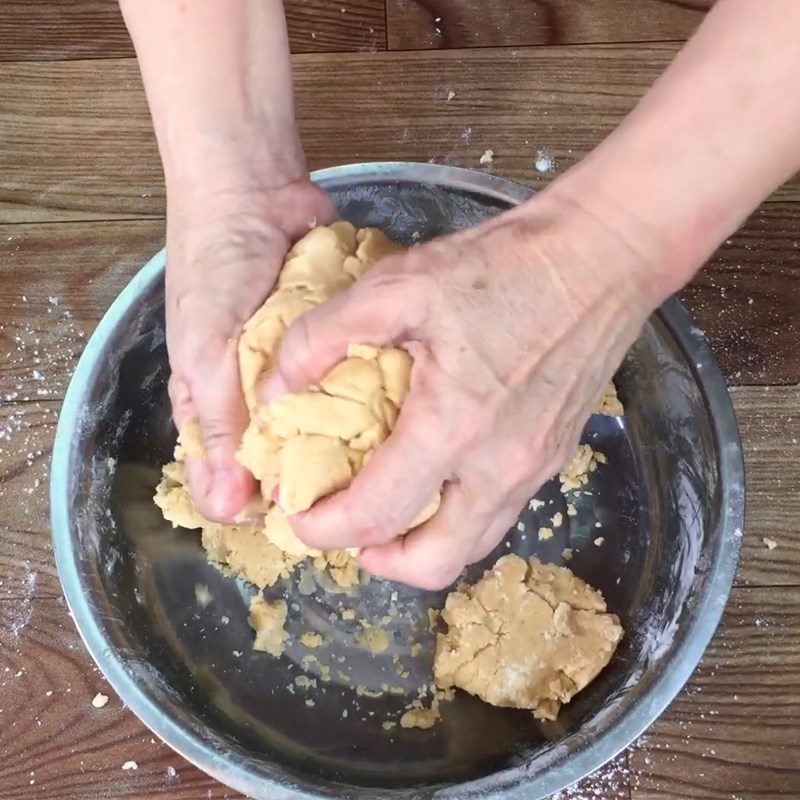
[51,162,745,800]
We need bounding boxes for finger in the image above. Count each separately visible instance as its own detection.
[275,262,423,392]
[357,483,485,591]
[288,391,453,550]
[173,337,256,522]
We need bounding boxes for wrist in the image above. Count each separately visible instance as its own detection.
[517,179,683,315]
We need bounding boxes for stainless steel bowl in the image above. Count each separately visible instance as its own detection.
[51,163,744,800]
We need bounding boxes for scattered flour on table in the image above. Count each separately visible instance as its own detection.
[534,149,555,173]
[8,564,36,635]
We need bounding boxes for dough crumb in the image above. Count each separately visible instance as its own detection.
[382,720,397,731]
[295,675,317,690]
[91,693,109,708]
[248,596,288,657]
[763,537,778,550]
[560,445,605,492]
[194,583,213,608]
[561,548,573,561]
[593,537,605,547]
[551,512,563,528]
[595,382,624,416]
[538,527,554,542]
[566,503,577,517]
[121,761,138,771]
[300,632,323,648]
[341,608,356,621]
[400,703,441,729]
[433,555,622,720]
[446,90,456,101]
[479,149,494,165]
[411,643,423,657]
[356,627,392,654]
[529,498,545,511]
[427,608,441,632]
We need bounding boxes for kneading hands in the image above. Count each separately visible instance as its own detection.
[121,0,800,588]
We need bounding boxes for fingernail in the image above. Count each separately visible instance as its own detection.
[260,372,289,404]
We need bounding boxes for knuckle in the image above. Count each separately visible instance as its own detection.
[351,499,398,547]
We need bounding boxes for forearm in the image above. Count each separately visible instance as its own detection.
[119,0,304,196]
[544,0,800,301]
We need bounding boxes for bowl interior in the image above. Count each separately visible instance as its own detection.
[57,172,731,799]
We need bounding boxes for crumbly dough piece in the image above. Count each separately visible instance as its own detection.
[356,626,392,654]
[559,444,607,492]
[433,555,623,721]
[248,596,288,657]
[596,382,624,416]
[400,705,441,729]
[155,223,441,600]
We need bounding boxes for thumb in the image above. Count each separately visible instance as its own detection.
[272,267,420,394]
[170,341,256,522]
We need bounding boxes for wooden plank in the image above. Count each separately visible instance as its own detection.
[2,587,796,798]
[3,47,800,224]
[284,0,386,54]
[386,0,712,51]
[731,386,800,589]
[0,597,245,799]
[681,204,800,386]
[0,0,386,62]
[629,586,800,800]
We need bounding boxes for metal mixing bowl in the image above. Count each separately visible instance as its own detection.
[51,164,744,800]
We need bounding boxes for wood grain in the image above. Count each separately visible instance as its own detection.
[386,0,713,50]
[732,386,800,589]
[3,47,800,223]
[0,597,244,799]
[2,587,796,798]
[681,205,800,386]
[0,0,386,62]
[629,586,800,799]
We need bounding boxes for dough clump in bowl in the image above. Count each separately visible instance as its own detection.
[155,223,439,588]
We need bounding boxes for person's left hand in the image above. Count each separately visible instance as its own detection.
[265,196,667,589]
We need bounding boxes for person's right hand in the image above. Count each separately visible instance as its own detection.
[165,174,334,522]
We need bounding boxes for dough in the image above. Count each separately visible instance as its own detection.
[596,382,624,416]
[559,444,607,493]
[248,596,288,656]
[154,222,439,591]
[433,555,623,721]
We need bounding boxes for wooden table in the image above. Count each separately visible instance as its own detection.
[1,2,798,798]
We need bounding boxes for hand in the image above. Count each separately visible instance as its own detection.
[166,174,334,521]
[271,196,667,589]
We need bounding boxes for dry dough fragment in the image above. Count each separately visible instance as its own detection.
[596,382,624,416]
[356,626,392,654]
[433,555,622,721]
[300,632,323,648]
[559,444,605,492]
[248,596,288,657]
[400,704,441,729]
